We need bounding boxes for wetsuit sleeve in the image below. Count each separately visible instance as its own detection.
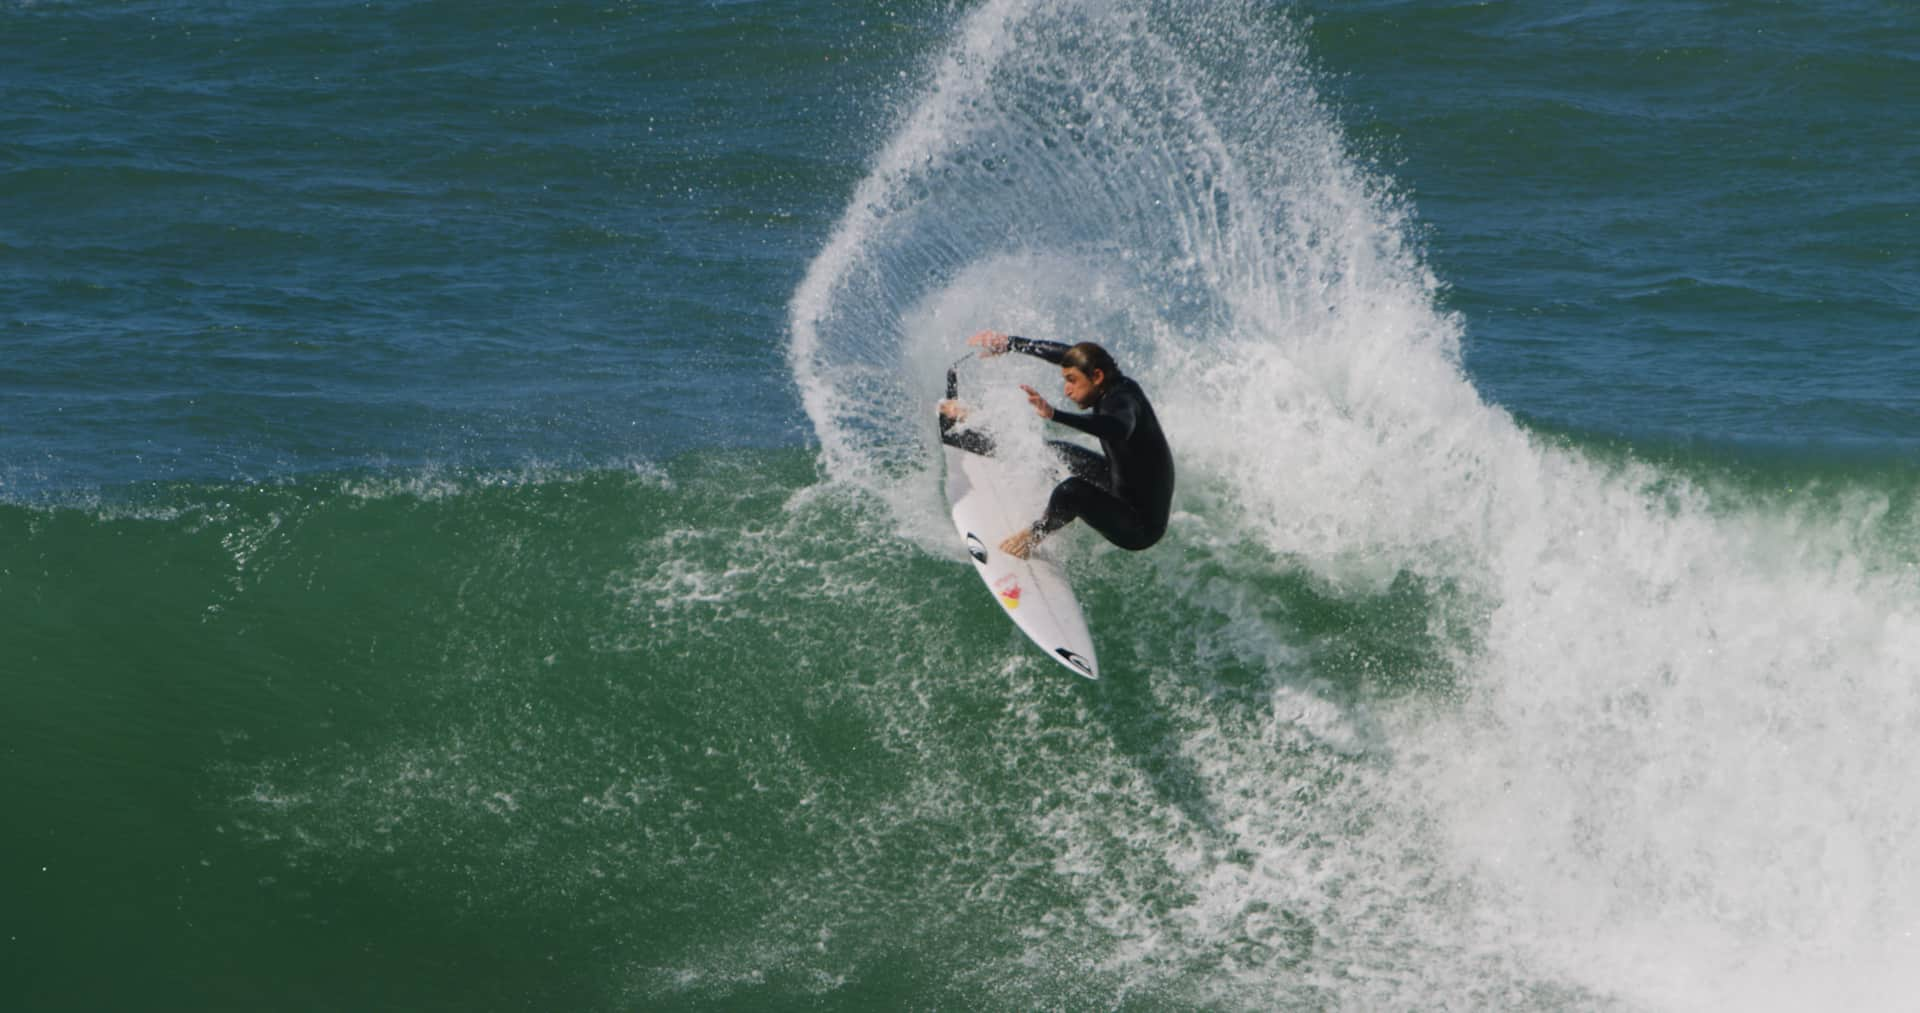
[1049,390,1137,443]
[1007,336,1069,363]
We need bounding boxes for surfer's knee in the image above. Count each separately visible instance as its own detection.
[1040,476,1099,529]
[1046,441,1108,485]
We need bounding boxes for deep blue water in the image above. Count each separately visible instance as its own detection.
[4,0,913,491]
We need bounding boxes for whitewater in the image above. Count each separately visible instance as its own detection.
[789,1,1920,1008]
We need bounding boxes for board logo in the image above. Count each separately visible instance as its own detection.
[965,533,988,563]
[1056,648,1093,677]
[994,574,1021,610]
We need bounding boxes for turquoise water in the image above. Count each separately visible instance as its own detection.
[6,2,1920,1009]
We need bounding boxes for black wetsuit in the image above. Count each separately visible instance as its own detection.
[945,337,1174,551]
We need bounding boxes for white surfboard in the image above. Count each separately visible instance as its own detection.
[942,435,1099,680]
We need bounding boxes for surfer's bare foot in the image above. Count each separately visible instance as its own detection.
[1000,529,1036,560]
[938,399,968,421]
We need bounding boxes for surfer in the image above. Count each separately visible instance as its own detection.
[940,329,1174,560]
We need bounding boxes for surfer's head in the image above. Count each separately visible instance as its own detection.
[1060,342,1120,407]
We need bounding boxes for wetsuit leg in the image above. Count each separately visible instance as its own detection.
[1033,478,1158,550]
[1033,441,1156,549]
[1046,440,1110,488]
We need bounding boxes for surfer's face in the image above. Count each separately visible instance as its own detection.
[1061,366,1103,407]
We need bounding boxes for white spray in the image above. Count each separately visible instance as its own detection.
[789,1,1920,1008]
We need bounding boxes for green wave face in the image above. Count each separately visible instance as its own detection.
[15,438,1920,1009]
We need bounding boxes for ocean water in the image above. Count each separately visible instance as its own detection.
[5,1,1919,1009]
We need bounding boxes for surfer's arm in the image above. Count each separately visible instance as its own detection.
[967,330,1068,362]
[1007,336,1069,363]
[1048,394,1136,443]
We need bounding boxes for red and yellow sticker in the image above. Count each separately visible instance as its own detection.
[994,574,1021,610]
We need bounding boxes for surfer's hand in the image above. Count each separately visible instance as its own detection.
[938,399,968,421]
[1019,384,1054,419]
[1000,529,1036,560]
[968,330,1011,357]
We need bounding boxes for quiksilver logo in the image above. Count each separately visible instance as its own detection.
[965,533,988,563]
[1057,648,1093,677]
